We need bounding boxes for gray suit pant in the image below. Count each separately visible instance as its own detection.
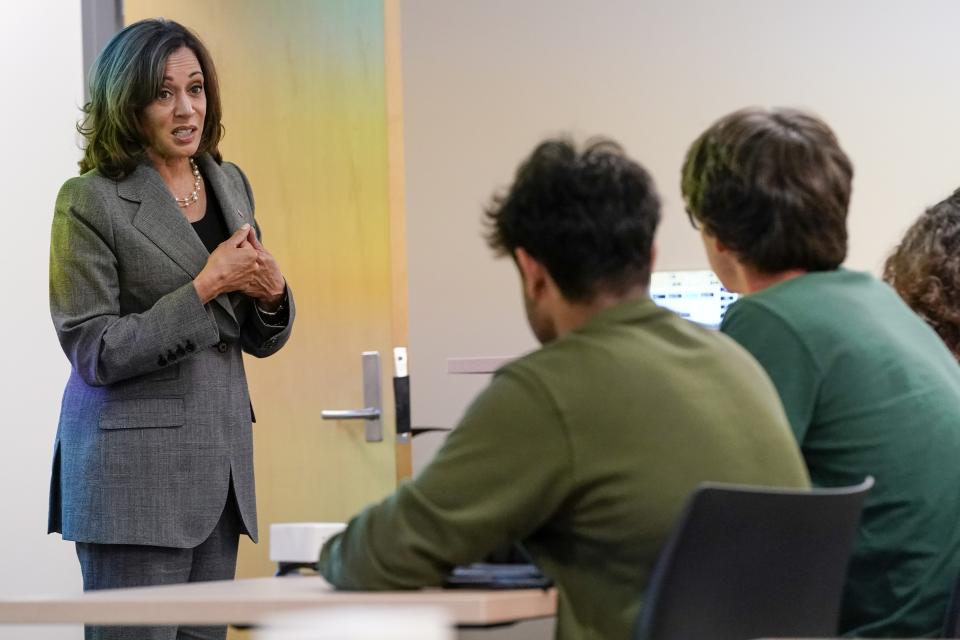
[75,494,242,640]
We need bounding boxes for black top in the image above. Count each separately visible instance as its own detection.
[190,182,290,328]
[190,186,229,253]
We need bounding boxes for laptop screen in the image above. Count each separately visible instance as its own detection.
[649,270,739,330]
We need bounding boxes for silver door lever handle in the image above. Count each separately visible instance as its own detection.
[320,351,383,442]
[321,408,380,420]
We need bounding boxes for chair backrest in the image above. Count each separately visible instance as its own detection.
[633,477,874,640]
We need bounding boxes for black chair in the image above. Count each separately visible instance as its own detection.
[633,477,874,640]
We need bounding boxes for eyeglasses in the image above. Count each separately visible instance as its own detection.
[685,207,702,231]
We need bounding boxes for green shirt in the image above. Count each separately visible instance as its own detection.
[320,297,809,640]
[722,268,960,637]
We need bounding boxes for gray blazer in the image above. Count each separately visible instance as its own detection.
[48,154,294,547]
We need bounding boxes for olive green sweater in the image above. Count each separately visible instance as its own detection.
[320,297,809,639]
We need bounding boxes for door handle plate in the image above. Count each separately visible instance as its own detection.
[321,351,383,442]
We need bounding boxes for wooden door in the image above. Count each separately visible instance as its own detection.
[123,0,410,590]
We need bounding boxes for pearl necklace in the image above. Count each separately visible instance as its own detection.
[175,158,202,208]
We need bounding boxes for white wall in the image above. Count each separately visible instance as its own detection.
[0,2,84,638]
[402,0,960,450]
[401,3,960,637]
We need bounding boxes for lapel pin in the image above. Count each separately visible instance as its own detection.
[237,208,246,219]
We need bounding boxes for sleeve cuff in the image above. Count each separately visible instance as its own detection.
[254,287,290,328]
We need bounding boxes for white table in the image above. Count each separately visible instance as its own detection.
[0,576,557,627]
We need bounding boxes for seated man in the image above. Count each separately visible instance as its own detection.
[884,188,960,361]
[318,137,809,640]
[682,107,960,637]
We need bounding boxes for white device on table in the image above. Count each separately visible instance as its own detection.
[649,269,738,329]
[269,522,346,564]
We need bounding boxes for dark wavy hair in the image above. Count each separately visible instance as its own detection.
[682,107,853,274]
[484,137,661,302]
[884,190,960,359]
[78,18,223,179]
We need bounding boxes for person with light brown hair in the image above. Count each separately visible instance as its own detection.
[884,190,960,359]
[683,106,960,637]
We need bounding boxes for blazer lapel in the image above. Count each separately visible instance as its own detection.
[126,163,209,278]
[124,158,238,326]
[197,155,252,325]
[197,154,248,234]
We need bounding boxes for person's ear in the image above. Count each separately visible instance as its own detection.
[514,247,548,301]
[704,233,731,254]
[700,229,732,255]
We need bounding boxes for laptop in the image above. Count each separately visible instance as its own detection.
[649,270,739,330]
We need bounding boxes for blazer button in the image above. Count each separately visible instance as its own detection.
[176,344,186,357]
[166,349,178,362]
[185,340,196,353]
[217,341,229,353]
[157,355,167,367]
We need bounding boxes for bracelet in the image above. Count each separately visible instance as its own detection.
[256,301,283,316]
[256,292,287,316]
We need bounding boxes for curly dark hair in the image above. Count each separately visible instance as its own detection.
[883,191,960,359]
[681,107,853,274]
[78,18,224,179]
[484,137,661,303]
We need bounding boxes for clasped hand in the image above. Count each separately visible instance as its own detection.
[194,224,285,306]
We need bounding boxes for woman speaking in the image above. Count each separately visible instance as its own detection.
[48,18,294,640]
